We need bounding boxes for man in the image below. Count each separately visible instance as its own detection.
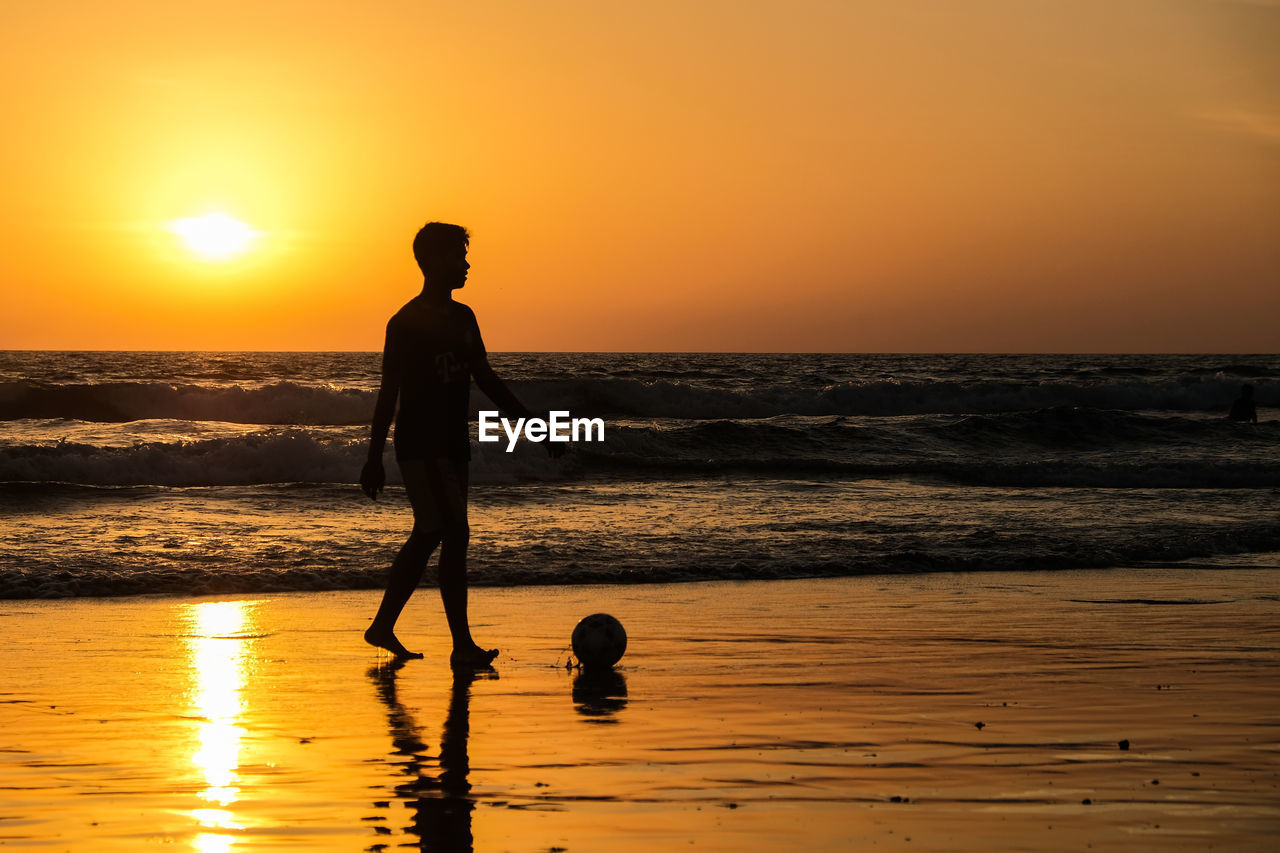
[1228,384,1258,424]
[360,222,551,665]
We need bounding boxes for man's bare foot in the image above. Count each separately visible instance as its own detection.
[364,624,424,659]
[450,645,499,669]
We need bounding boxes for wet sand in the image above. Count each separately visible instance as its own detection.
[1,569,1278,851]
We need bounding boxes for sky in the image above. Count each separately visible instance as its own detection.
[2,0,1277,352]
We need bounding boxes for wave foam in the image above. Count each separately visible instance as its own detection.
[3,410,1277,489]
[0,381,374,425]
[3,374,1273,425]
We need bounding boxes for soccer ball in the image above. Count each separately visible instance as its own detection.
[571,613,627,669]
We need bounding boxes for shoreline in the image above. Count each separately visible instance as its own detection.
[2,569,1278,850]
[6,550,1280,602]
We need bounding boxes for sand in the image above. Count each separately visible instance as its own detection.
[1,569,1278,851]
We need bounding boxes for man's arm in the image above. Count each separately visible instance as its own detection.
[361,324,401,499]
[466,308,563,457]
[472,355,534,422]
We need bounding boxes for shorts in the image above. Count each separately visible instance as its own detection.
[398,455,469,530]
[392,417,471,463]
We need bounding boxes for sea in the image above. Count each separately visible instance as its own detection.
[1,352,1277,599]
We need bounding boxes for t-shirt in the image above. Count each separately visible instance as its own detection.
[385,298,486,460]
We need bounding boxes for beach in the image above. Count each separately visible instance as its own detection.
[3,569,1277,851]
[5,0,1278,849]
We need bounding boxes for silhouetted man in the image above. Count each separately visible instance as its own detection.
[1229,384,1257,424]
[360,222,548,666]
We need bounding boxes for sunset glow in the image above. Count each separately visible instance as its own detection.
[1,1,1276,351]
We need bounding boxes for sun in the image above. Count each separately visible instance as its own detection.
[169,213,259,261]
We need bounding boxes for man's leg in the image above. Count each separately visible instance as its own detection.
[434,459,498,667]
[365,458,443,658]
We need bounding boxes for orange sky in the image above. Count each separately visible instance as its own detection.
[2,0,1277,352]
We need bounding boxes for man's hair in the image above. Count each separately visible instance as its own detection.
[412,222,470,273]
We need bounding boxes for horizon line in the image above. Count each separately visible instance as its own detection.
[2,349,1278,356]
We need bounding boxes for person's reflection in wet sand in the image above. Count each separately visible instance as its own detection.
[369,659,493,851]
[572,668,628,722]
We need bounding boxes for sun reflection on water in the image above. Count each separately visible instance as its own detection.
[183,600,256,850]
[190,833,236,853]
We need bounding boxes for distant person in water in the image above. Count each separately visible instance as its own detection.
[360,222,554,666]
[1228,384,1258,423]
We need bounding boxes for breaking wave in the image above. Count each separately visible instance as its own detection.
[2,374,1272,425]
[3,409,1276,488]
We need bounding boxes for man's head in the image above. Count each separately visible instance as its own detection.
[413,222,470,290]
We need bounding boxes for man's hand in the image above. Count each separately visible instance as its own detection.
[360,458,385,500]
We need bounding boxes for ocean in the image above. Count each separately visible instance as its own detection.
[1,352,1277,598]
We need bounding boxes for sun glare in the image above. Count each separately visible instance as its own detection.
[170,213,259,261]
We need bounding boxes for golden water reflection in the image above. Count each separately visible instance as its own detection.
[182,600,257,852]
